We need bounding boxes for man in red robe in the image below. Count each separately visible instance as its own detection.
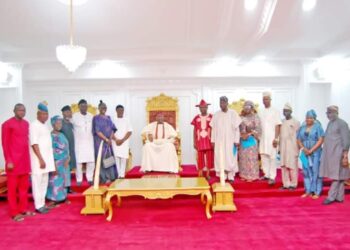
[1,103,34,221]
[191,100,214,179]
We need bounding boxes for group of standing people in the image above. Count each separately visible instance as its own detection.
[1,99,132,221]
[192,92,350,205]
[1,92,349,221]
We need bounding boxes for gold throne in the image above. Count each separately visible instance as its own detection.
[71,103,97,116]
[143,93,182,168]
[229,98,259,114]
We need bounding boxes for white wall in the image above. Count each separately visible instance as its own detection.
[21,60,302,166]
[1,59,348,169]
[0,64,23,168]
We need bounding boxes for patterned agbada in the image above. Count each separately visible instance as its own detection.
[92,114,117,183]
[238,114,261,181]
[191,114,213,169]
[1,117,31,217]
[46,132,69,202]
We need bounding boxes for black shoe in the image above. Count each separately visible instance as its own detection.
[88,181,93,186]
[322,199,335,205]
[335,199,344,203]
[279,186,288,190]
[288,186,297,191]
[268,179,276,185]
[36,207,49,214]
[260,176,269,180]
[67,187,75,194]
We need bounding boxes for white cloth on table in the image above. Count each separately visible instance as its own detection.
[141,122,178,173]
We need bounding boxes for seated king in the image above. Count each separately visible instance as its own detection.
[141,113,179,173]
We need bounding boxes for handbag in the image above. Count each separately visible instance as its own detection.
[102,146,116,168]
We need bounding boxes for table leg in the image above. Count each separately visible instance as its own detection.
[105,193,114,222]
[204,191,212,219]
[200,193,206,205]
[117,195,122,207]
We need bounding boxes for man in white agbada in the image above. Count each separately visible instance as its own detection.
[112,105,132,178]
[210,96,241,182]
[30,102,55,214]
[72,99,95,186]
[259,92,282,185]
[141,113,178,173]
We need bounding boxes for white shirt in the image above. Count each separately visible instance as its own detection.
[112,117,133,158]
[29,119,55,174]
[72,112,95,163]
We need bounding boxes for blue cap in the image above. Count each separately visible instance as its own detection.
[306,109,317,119]
[38,101,48,113]
[50,115,62,126]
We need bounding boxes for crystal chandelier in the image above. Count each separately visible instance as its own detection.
[56,0,87,72]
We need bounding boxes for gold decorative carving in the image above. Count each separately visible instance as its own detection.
[105,177,212,221]
[229,98,259,114]
[81,186,108,215]
[71,103,97,115]
[211,183,237,212]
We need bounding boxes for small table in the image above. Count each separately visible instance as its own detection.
[104,177,212,221]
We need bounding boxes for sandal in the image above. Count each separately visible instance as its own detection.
[47,202,59,209]
[12,214,24,222]
[22,211,36,217]
[301,193,310,198]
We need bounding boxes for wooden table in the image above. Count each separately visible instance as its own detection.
[104,177,212,221]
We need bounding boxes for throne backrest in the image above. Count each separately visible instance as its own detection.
[229,98,259,115]
[146,93,179,130]
[71,103,98,115]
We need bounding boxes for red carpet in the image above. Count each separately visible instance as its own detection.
[1,165,350,249]
[1,196,350,249]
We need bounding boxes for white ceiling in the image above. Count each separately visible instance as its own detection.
[0,0,350,63]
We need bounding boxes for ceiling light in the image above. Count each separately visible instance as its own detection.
[302,0,317,12]
[56,0,87,72]
[245,0,258,11]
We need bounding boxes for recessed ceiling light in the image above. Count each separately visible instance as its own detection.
[302,0,317,12]
[57,0,88,6]
[245,0,258,11]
